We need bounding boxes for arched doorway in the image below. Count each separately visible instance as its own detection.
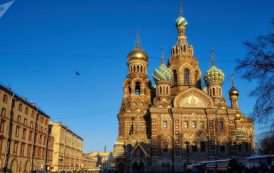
[24,160,31,172]
[10,159,18,173]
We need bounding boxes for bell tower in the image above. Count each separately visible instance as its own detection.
[116,33,151,145]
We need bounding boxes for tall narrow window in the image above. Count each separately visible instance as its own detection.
[15,126,20,137]
[1,108,6,117]
[0,120,5,133]
[135,82,141,95]
[3,94,8,103]
[184,121,188,128]
[199,121,204,129]
[191,121,196,128]
[173,70,177,85]
[184,68,190,85]
[192,142,197,152]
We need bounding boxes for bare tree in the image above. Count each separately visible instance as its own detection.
[236,18,274,123]
[257,132,274,154]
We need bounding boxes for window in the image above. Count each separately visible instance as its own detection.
[184,121,188,128]
[219,121,224,129]
[191,121,196,128]
[15,126,20,137]
[3,94,8,103]
[39,135,43,144]
[17,115,21,123]
[22,129,26,140]
[30,121,33,128]
[24,118,27,126]
[20,143,25,155]
[25,107,29,115]
[18,103,22,111]
[31,111,34,118]
[0,138,3,153]
[199,121,204,129]
[43,136,46,145]
[0,120,5,133]
[27,145,31,156]
[135,82,141,95]
[192,142,197,152]
[1,108,6,117]
[13,142,18,155]
[163,121,167,128]
[29,131,33,141]
[184,68,190,85]
[200,141,206,152]
[41,117,44,123]
[173,70,177,85]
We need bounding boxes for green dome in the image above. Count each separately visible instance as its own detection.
[204,66,225,85]
[153,64,173,81]
[176,16,188,27]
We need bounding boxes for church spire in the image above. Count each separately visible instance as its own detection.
[211,48,215,66]
[231,73,235,87]
[136,29,141,49]
[161,47,165,64]
[180,0,183,17]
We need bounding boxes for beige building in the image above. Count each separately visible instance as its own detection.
[89,152,113,171]
[0,84,54,172]
[113,2,255,173]
[49,121,84,172]
[82,153,98,171]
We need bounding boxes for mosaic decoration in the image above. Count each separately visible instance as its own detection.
[176,16,188,27]
[204,65,225,84]
[153,64,173,81]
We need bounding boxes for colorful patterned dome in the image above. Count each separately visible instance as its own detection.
[153,64,173,81]
[204,66,225,85]
[176,16,188,27]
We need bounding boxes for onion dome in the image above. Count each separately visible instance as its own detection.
[153,64,173,81]
[229,86,239,97]
[176,16,188,27]
[128,48,148,62]
[153,48,173,81]
[128,32,148,62]
[204,66,225,85]
[202,86,208,93]
[235,113,241,120]
[204,49,225,85]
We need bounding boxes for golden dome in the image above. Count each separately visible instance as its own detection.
[128,48,148,62]
[229,86,239,97]
[235,113,241,120]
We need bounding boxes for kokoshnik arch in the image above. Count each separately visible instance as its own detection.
[112,2,254,173]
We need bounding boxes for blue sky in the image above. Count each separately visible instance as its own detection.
[0,0,273,152]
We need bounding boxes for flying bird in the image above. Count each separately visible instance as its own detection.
[75,71,80,76]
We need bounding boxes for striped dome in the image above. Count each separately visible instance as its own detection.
[153,64,173,81]
[176,16,188,27]
[204,66,225,85]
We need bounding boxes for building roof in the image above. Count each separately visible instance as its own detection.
[0,84,50,118]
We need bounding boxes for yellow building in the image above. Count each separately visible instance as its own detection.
[0,84,54,172]
[49,121,84,172]
[113,2,255,173]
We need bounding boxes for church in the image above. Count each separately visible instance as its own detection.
[113,2,254,173]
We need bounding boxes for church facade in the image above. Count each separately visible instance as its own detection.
[113,4,254,173]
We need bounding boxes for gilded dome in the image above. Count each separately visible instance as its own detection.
[128,48,148,62]
[204,66,225,85]
[229,86,239,97]
[176,16,188,27]
[153,64,173,81]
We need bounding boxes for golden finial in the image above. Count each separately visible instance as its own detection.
[211,48,215,66]
[180,0,183,17]
[136,28,141,49]
[231,73,235,87]
[161,47,165,64]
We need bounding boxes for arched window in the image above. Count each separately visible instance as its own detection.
[135,82,141,95]
[183,45,186,52]
[184,68,190,85]
[140,66,143,72]
[173,70,177,85]
[219,121,224,129]
[213,88,215,95]
[129,86,131,94]
[133,66,136,72]
[137,65,139,72]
